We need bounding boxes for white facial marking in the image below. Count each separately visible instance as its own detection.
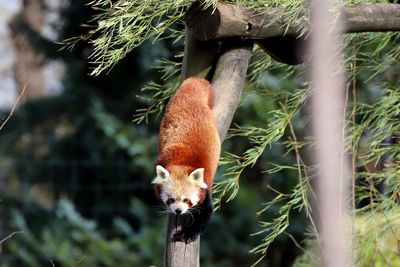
[170,201,189,214]
[157,169,206,214]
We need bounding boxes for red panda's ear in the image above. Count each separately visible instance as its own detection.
[189,168,207,189]
[152,165,170,184]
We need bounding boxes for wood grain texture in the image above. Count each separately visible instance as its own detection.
[186,1,297,41]
[211,42,253,140]
[165,215,200,267]
[340,4,400,33]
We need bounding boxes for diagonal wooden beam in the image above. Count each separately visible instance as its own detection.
[211,41,253,140]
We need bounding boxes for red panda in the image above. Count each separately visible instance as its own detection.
[152,77,221,243]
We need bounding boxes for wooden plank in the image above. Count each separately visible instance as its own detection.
[341,4,400,33]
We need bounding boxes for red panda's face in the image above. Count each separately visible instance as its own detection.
[152,165,207,214]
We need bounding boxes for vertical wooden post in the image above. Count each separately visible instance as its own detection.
[164,29,217,267]
[310,0,351,265]
[164,28,253,266]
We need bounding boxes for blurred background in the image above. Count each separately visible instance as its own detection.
[0,1,298,266]
[0,1,398,267]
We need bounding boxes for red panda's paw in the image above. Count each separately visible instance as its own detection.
[171,229,199,244]
[170,190,213,244]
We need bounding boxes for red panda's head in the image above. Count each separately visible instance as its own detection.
[152,165,207,214]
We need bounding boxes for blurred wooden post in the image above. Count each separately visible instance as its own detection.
[164,28,253,267]
[180,29,218,82]
[310,0,351,266]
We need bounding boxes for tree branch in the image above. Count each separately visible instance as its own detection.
[186,3,400,42]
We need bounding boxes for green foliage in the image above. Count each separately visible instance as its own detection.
[61,0,311,76]
[4,0,400,266]
[1,198,165,267]
[62,0,392,77]
[214,88,308,208]
[354,208,400,266]
[127,30,399,266]
[211,30,400,266]
[293,208,400,267]
[250,176,313,266]
[61,0,198,75]
[348,85,400,164]
[133,58,182,124]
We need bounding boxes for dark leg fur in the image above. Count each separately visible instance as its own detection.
[172,190,213,243]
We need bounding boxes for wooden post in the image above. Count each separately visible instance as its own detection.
[310,0,351,265]
[164,29,216,267]
[211,42,253,140]
[180,29,218,81]
[164,30,253,267]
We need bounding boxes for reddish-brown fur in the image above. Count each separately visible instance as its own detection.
[156,78,221,202]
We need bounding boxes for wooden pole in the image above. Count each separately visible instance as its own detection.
[164,29,217,267]
[164,30,253,267]
[211,42,253,141]
[180,29,218,81]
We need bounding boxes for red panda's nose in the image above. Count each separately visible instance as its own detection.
[175,209,182,214]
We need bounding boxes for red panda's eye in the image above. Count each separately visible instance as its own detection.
[183,198,189,203]
[168,198,175,203]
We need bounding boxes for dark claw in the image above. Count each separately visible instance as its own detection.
[171,231,185,243]
[171,230,199,244]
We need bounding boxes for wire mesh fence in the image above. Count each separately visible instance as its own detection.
[0,131,150,229]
